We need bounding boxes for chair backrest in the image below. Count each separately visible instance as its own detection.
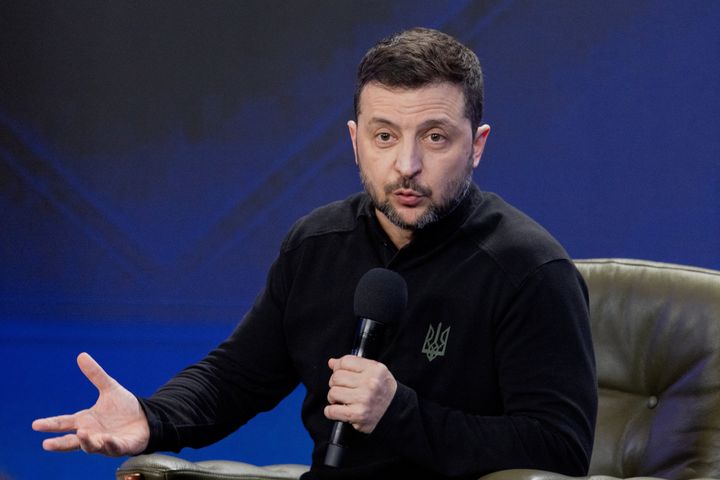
[575,259,720,479]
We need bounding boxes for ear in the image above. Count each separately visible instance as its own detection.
[347,120,359,165]
[471,124,491,168]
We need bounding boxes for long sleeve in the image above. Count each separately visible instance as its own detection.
[138,255,299,453]
[129,189,598,479]
[368,260,597,478]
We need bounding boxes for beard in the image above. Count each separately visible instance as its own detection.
[359,158,474,231]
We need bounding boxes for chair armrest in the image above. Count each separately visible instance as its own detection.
[115,453,309,480]
[479,469,578,480]
[477,469,719,480]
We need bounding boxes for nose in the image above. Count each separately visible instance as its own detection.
[394,139,422,178]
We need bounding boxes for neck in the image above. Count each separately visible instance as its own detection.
[375,209,414,249]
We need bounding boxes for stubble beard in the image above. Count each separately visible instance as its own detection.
[359,158,474,232]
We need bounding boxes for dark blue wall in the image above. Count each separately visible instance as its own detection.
[1,1,718,478]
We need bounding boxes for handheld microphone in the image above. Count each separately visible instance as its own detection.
[324,267,408,467]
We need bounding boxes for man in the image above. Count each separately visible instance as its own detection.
[33,27,597,479]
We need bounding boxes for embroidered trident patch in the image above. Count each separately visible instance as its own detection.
[422,322,451,361]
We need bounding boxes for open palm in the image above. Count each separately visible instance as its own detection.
[32,352,150,457]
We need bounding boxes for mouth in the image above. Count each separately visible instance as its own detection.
[393,189,425,207]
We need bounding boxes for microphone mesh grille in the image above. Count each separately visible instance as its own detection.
[353,268,408,324]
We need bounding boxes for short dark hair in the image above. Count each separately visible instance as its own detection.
[354,27,484,131]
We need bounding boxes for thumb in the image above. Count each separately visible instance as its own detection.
[77,352,117,392]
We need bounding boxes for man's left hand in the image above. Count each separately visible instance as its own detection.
[324,355,397,433]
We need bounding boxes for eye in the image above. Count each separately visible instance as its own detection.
[374,131,396,146]
[425,131,448,145]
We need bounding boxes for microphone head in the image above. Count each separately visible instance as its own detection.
[353,268,408,325]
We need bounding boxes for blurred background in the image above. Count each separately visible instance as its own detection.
[1,1,718,478]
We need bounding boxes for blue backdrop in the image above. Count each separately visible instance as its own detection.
[1,1,718,478]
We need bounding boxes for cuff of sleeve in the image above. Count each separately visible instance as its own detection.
[136,396,180,454]
[369,381,417,443]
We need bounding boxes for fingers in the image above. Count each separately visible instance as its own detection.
[79,430,137,457]
[328,368,363,390]
[41,430,126,456]
[327,357,377,404]
[328,355,369,373]
[77,352,116,393]
[325,356,397,433]
[324,398,383,433]
[32,414,79,433]
[41,433,81,452]
[33,414,96,453]
[324,403,365,427]
[328,374,386,409]
[327,356,384,392]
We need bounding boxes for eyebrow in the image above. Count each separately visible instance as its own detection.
[366,117,398,128]
[366,116,459,131]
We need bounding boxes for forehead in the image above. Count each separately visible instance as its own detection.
[357,82,468,126]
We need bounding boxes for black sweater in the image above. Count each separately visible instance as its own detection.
[139,184,597,479]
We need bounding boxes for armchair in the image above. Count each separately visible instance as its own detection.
[117,259,720,480]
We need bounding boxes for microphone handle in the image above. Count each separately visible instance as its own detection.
[324,422,348,467]
[324,318,385,467]
[351,317,384,358]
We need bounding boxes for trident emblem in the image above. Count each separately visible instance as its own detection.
[421,322,451,361]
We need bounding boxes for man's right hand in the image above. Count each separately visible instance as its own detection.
[32,352,150,457]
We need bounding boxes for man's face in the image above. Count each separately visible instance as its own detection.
[348,82,490,235]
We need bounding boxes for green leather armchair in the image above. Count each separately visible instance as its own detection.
[117,259,720,480]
